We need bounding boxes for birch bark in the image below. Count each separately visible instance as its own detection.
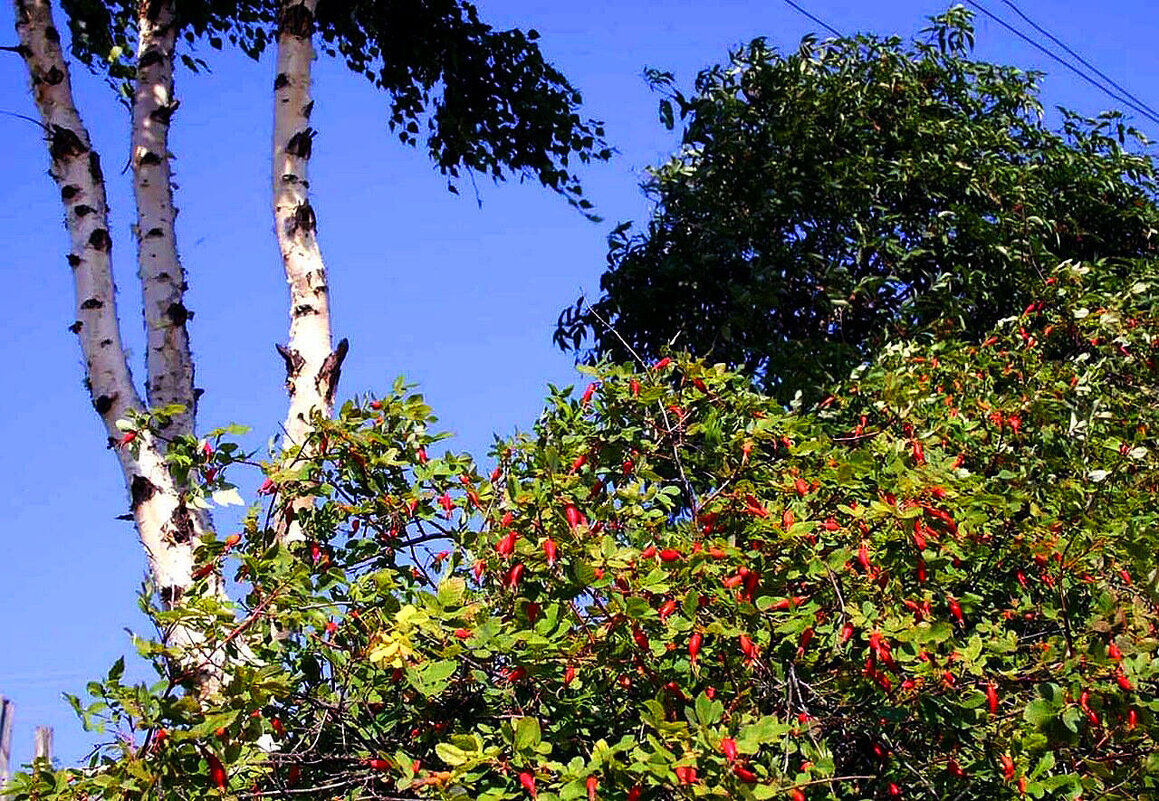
[273,0,346,543]
[132,0,197,439]
[14,0,219,689]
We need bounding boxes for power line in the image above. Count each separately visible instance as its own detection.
[779,0,1159,128]
[1000,0,1159,124]
[779,0,842,38]
[768,0,1157,131]
[965,0,1159,127]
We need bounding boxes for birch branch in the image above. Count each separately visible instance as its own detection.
[130,0,213,548]
[132,0,197,439]
[273,0,347,544]
[14,0,221,692]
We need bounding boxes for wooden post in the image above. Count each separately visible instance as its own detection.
[0,697,13,787]
[33,727,52,763]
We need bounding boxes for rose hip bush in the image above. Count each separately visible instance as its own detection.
[9,261,1159,800]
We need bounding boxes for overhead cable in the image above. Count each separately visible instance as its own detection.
[999,0,1159,124]
[965,0,1159,127]
[779,0,1158,128]
[779,0,842,38]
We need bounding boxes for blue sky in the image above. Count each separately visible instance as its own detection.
[1,0,1157,769]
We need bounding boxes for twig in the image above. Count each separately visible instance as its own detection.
[581,300,701,511]
[786,774,876,791]
[172,580,291,684]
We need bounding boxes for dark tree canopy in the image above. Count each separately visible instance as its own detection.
[557,7,1159,401]
[58,0,610,208]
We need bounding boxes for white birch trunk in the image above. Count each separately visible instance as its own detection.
[14,0,220,691]
[273,0,346,544]
[132,0,197,439]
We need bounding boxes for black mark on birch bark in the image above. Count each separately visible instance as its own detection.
[138,48,164,70]
[159,584,181,605]
[278,3,314,37]
[170,499,194,544]
[290,202,316,235]
[88,152,104,183]
[88,228,111,250]
[166,302,189,325]
[88,229,112,251]
[49,126,85,160]
[130,474,157,509]
[319,338,349,405]
[285,128,314,159]
[149,101,178,124]
[276,343,305,380]
[87,153,103,184]
[143,0,166,23]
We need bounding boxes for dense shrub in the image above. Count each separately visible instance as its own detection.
[10,260,1159,800]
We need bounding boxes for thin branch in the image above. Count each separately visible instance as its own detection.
[581,299,700,510]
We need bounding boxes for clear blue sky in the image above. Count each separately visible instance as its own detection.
[1,0,1156,769]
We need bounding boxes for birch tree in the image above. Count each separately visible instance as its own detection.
[13,0,608,690]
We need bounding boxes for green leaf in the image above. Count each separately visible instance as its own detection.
[514,717,542,751]
[1024,699,1056,727]
[436,742,471,767]
[694,692,723,727]
[438,576,467,607]
[407,659,457,698]
[737,716,789,752]
[1030,752,1056,779]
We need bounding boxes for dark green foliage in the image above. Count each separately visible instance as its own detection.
[313,1,609,205]
[557,8,1159,400]
[58,0,610,209]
